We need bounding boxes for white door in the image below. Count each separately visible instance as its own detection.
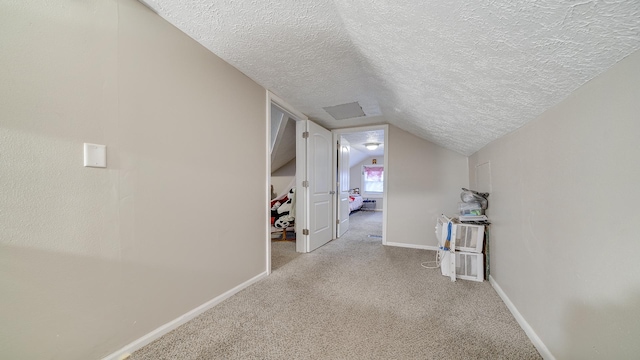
[299,120,333,252]
[337,137,350,237]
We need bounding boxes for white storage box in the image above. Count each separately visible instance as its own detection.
[459,201,484,216]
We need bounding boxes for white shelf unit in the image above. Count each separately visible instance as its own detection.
[436,215,485,282]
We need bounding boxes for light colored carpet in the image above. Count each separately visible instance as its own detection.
[131,211,541,359]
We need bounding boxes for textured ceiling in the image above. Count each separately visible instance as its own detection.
[144,0,640,155]
[342,129,385,156]
[342,129,385,167]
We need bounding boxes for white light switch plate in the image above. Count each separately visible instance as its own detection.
[84,143,106,168]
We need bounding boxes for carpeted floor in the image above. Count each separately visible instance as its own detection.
[131,211,541,359]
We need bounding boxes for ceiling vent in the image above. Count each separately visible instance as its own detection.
[323,102,366,120]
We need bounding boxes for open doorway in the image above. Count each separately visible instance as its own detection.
[267,93,389,273]
[333,125,388,245]
[270,104,297,241]
[268,96,335,273]
[267,94,306,274]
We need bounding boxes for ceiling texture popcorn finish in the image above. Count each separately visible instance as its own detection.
[342,130,385,156]
[144,0,640,155]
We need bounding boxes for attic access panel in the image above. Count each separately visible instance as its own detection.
[323,102,366,120]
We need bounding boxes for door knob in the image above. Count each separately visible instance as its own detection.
[329,191,336,194]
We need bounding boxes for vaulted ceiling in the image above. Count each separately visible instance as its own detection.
[142,0,640,155]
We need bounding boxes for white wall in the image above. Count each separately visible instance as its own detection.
[271,158,296,197]
[0,1,266,359]
[348,146,369,168]
[386,125,469,247]
[350,156,384,210]
[469,50,640,359]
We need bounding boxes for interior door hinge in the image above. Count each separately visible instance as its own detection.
[336,219,340,225]
[302,131,309,139]
[303,229,309,235]
[302,180,309,188]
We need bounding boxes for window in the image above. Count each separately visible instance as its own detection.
[362,165,384,196]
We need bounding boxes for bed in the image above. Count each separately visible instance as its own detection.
[349,193,364,213]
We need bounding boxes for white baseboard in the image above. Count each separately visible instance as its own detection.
[489,276,555,360]
[385,242,439,251]
[102,271,269,360]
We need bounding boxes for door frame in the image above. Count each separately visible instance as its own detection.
[266,91,308,274]
[331,125,389,245]
[267,92,390,273]
[336,137,350,238]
